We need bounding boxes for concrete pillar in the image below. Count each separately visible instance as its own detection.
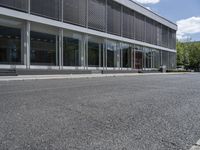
[24,21,30,69]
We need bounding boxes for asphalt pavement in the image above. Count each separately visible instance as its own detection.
[0,73,200,150]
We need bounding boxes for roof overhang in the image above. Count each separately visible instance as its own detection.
[114,0,177,31]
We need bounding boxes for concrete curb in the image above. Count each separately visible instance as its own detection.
[0,72,195,82]
[190,139,200,150]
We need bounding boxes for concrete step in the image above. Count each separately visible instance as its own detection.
[0,69,17,76]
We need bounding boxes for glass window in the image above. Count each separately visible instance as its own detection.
[106,40,119,68]
[31,0,60,20]
[0,17,23,65]
[121,43,132,68]
[143,47,152,69]
[152,49,161,69]
[0,0,28,12]
[63,0,86,26]
[30,31,57,66]
[88,36,104,67]
[30,23,58,66]
[0,25,22,65]
[169,52,176,69]
[161,50,169,68]
[63,34,81,67]
[135,45,143,69]
[88,42,100,67]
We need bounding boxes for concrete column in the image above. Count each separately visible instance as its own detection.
[59,28,63,70]
[24,21,30,69]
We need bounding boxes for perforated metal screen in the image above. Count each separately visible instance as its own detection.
[0,0,177,50]
[107,0,121,36]
[162,25,169,48]
[63,0,86,26]
[145,17,152,44]
[31,0,60,20]
[0,0,28,11]
[88,0,106,32]
[122,6,134,39]
[135,12,145,42]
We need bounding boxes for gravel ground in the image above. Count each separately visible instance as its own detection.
[0,73,200,150]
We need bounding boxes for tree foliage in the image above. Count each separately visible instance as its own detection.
[176,40,200,69]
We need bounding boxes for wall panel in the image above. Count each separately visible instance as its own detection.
[107,0,121,36]
[88,0,106,31]
[0,0,28,11]
[31,0,60,20]
[63,0,86,26]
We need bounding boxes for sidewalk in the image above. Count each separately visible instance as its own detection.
[0,72,193,82]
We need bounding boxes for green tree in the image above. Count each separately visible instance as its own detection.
[188,42,200,69]
[176,40,200,70]
[176,41,189,67]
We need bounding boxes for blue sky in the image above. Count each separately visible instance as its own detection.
[133,0,200,41]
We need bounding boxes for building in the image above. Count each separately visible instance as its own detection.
[0,0,177,74]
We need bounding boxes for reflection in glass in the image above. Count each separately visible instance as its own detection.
[169,52,176,69]
[0,25,21,64]
[162,50,169,68]
[63,37,80,66]
[107,40,118,68]
[121,43,131,68]
[88,42,100,67]
[30,31,57,66]
[152,49,161,69]
[143,47,152,68]
[135,46,143,69]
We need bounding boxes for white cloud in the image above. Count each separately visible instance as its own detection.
[132,0,160,4]
[177,16,200,40]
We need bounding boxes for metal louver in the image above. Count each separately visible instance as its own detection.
[0,0,28,12]
[63,0,87,27]
[88,0,106,32]
[31,0,60,20]
[107,0,121,36]
[122,6,134,39]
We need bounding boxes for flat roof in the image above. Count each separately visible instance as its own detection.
[114,0,177,31]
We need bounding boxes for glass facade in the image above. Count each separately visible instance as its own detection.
[0,0,177,70]
[106,40,120,68]
[88,36,104,67]
[143,47,152,69]
[152,49,161,69]
[121,43,132,68]
[0,25,21,64]
[0,17,24,65]
[135,46,143,69]
[30,31,57,66]
[63,31,82,67]
[30,24,58,66]
[161,50,169,68]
